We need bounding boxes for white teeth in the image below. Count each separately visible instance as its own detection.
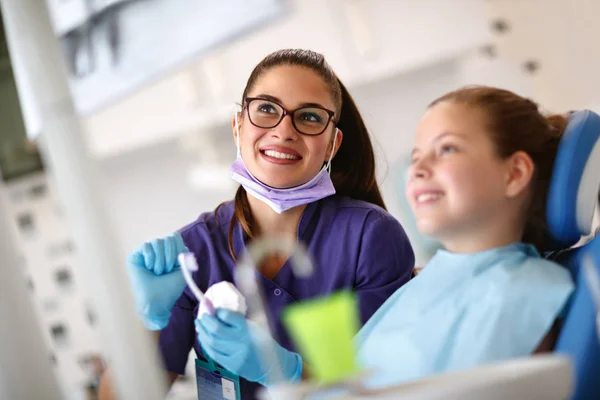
[417,193,443,203]
[263,150,299,160]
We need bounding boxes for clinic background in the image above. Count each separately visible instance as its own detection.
[1,0,600,399]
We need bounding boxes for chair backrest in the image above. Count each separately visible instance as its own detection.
[546,110,600,400]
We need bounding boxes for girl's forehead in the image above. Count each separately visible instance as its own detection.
[415,102,490,144]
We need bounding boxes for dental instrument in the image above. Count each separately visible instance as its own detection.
[178,252,215,316]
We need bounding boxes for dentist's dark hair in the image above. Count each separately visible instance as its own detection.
[218,49,386,260]
[429,86,566,253]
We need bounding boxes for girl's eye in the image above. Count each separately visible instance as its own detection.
[439,144,457,155]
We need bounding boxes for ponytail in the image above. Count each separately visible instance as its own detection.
[215,186,254,262]
[331,79,386,209]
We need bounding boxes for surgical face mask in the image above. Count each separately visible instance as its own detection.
[228,114,337,214]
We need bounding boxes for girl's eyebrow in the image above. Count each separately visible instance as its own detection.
[412,131,466,155]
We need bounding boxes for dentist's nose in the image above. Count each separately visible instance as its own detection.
[271,114,300,141]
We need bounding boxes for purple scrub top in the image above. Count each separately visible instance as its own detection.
[159,195,414,399]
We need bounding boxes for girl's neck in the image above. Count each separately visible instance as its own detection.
[439,217,524,254]
[442,235,521,254]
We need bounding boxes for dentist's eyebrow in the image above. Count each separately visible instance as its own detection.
[254,94,281,102]
[253,94,328,109]
[251,94,282,104]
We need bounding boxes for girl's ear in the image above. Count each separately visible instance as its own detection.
[504,150,535,198]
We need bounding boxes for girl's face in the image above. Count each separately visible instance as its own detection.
[233,65,342,189]
[406,102,531,250]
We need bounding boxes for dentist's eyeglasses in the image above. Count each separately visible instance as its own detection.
[244,97,336,136]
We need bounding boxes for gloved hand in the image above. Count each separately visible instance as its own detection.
[195,309,303,386]
[126,233,189,330]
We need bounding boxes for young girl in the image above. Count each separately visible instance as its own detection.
[355,86,575,388]
[100,49,415,399]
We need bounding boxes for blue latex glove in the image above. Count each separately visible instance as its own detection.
[126,233,189,330]
[195,309,303,386]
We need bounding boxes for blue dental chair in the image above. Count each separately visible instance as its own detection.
[546,110,600,400]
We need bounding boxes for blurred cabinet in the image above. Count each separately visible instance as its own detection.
[335,0,491,84]
[82,0,491,158]
[3,174,102,398]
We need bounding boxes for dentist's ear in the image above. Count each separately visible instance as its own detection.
[326,128,344,160]
[231,112,242,143]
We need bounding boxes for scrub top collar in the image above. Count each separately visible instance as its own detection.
[230,198,324,279]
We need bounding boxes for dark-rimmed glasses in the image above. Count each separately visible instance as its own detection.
[244,97,336,136]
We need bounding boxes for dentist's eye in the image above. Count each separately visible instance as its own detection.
[257,103,279,114]
[298,112,322,123]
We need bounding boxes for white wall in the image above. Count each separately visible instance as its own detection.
[97,137,236,253]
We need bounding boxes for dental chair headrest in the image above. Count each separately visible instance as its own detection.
[546,110,600,248]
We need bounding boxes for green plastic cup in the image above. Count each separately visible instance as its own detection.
[282,290,360,384]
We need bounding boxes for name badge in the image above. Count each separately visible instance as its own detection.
[195,349,241,400]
